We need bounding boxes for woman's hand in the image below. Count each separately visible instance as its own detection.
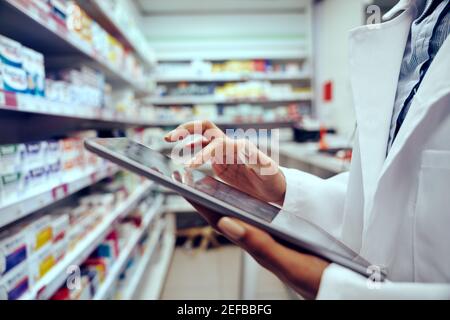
[164,120,287,205]
[188,201,330,299]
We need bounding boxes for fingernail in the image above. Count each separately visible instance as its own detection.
[218,218,245,241]
[164,131,173,140]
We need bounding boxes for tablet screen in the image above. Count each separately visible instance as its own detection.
[102,138,281,223]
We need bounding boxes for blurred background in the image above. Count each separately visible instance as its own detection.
[0,0,396,300]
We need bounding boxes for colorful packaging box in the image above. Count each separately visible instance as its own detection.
[51,210,70,244]
[28,243,56,286]
[0,171,23,205]
[0,260,29,300]
[0,228,28,276]
[26,215,53,254]
[22,46,45,96]
[0,63,27,93]
[0,35,22,68]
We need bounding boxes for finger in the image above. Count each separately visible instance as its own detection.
[185,137,210,150]
[236,140,277,177]
[164,120,222,142]
[223,218,329,296]
[217,217,307,276]
[185,138,225,168]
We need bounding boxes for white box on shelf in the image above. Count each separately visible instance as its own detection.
[0,171,23,206]
[0,64,28,94]
[0,144,23,174]
[0,34,23,68]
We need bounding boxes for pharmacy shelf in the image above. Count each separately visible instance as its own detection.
[147,93,312,106]
[77,0,155,68]
[0,164,118,229]
[20,181,154,300]
[154,72,311,83]
[137,214,175,300]
[0,0,149,94]
[93,195,164,300]
[120,218,166,300]
[0,90,298,140]
[158,51,310,62]
[0,105,297,136]
[0,91,160,143]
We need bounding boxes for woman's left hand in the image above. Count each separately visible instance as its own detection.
[188,202,330,300]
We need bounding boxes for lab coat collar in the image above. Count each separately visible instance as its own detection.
[383,0,413,20]
[348,8,414,227]
[379,36,450,180]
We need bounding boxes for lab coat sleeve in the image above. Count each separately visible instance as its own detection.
[317,264,450,300]
[280,167,349,238]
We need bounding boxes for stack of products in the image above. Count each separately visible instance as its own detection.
[64,0,145,82]
[211,60,302,74]
[50,196,159,300]
[156,59,305,78]
[156,81,310,99]
[95,0,154,64]
[46,66,106,113]
[27,0,145,82]
[141,103,304,124]
[0,171,143,300]
[111,89,148,121]
[0,32,136,120]
[0,34,45,97]
[0,131,105,208]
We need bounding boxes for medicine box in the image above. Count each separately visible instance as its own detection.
[0,144,23,174]
[0,228,28,276]
[0,63,28,93]
[26,215,53,254]
[22,141,46,168]
[0,34,22,68]
[28,243,56,286]
[51,210,70,244]
[23,165,47,192]
[22,46,46,96]
[0,260,29,300]
[52,237,68,262]
[0,171,23,205]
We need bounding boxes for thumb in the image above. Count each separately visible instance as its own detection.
[217,217,290,269]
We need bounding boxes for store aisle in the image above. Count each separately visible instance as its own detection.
[147,246,291,300]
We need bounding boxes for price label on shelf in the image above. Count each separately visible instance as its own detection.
[51,184,69,201]
[2,91,18,109]
[90,172,98,183]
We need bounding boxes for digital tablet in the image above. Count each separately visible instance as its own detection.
[85,137,385,280]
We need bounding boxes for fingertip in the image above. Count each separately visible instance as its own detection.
[164,131,174,141]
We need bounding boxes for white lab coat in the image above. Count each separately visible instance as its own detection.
[280,0,450,299]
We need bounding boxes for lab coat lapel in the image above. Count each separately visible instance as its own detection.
[348,9,414,219]
[380,36,450,179]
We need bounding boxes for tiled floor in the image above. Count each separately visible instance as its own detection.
[160,245,292,300]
